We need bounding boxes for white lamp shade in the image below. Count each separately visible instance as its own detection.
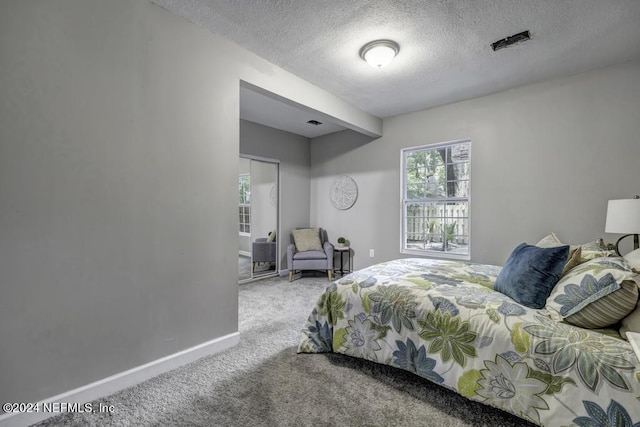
[605,199,640,233]
[364,45,397,68]
[360,40,399,69]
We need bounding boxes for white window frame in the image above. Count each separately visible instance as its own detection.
[239,173,251,236]
[400,139,471,260]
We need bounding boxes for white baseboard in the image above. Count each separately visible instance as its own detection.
[239,250,251,257]
[0,332,239,427]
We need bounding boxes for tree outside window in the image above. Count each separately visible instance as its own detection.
[401,140,470,259]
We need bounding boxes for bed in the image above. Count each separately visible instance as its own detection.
[298,249,640,426]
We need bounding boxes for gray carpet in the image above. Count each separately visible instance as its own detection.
[239,255,276,281]
[238,254,252,281]
[35,275,534,427]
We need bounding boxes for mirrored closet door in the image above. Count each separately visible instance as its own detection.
[238,156,279,282]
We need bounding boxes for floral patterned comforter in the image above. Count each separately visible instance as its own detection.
[298,258,640,426]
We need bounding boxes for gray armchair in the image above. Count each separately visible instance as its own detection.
[287,228,334,282]
[252,232,276,274]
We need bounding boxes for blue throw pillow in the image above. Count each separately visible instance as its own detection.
[494,243,570,309]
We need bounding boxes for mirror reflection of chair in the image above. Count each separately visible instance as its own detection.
[252,230,276,274]
[287,228,334,282]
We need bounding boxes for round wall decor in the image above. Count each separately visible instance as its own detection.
[330,175,358,210]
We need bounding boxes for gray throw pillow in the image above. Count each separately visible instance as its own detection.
[292,228,323,252]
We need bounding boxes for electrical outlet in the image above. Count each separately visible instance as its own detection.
[369,249,375,257]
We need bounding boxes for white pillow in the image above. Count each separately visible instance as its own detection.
[624,248,640,272]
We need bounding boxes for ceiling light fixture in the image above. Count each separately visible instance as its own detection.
[360,40,399,69]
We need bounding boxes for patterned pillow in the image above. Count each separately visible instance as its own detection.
[494,243,569,309]
[578,240,615,262]
[535,232,614,266]
[292,228,323,252]
[544,257,640,329]
[535,233,581,277]
[580,240,604,251]
[565,281,638,329]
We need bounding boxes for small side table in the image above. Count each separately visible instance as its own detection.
[334,246,351,277]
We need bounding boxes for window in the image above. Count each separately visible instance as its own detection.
[401,140,470,259]
[239,173,251,234]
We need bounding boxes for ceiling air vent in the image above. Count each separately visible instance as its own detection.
[307,120,322,126]
[491,30,531,51]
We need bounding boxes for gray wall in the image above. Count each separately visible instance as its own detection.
[240,120,311,270]
[0,0,239,404]
[0,0,375,405]
[311,60,640,268]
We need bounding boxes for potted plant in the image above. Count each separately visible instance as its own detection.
[337,237,347,247]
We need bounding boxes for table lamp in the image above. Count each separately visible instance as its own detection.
[605,195,640,256]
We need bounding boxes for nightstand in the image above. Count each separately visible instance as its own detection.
[334,246,351,277]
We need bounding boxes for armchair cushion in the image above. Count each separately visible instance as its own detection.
[293,251,327,260]
[292,228,323,252]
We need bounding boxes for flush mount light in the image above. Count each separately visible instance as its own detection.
[359,40,399,69]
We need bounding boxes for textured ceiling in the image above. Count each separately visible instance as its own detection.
[152,0,640,135]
